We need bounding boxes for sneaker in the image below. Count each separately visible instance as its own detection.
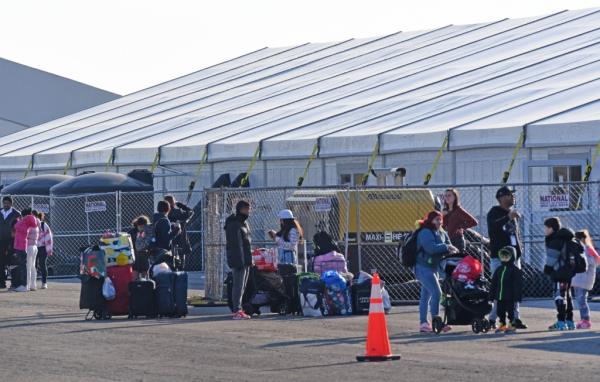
[549,321,567,331]
[576,320,592,330]
[512,319,528,329]
[495,325,508,334]
[232,311,250,320]
[239,310,251,319]
[488,319,497,330]
[419,322,432,333]
[14,286,28,292]
[566,320,576,331]
[41,283,48,290]
[441,325,452,333]
[505,324,517,334]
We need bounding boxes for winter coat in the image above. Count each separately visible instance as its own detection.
[487,206,523,259]
[544,228,578,275]
[36,221,54,255]
[224,214,252,269]
[13,215,39,251]
[490,261,523,302]
[275,227,300,264]
[153,213,179,251]
[168,202,194,251]
[571,245,600,290]
[0,208,20,242]
[416,228,450,269]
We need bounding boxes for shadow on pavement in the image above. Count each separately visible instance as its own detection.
[261,336,365,348]
[510,331,600,356]
[260,361,358,372]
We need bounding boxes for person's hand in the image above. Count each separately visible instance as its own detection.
[448,245,459,255]
[268,230,277,239]
[47,251,53,257]
[509,209,521,220]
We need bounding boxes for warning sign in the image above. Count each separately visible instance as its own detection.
[539,193,569,210]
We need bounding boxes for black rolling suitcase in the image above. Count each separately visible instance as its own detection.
[278,264,301,315]
[173,272,188,318]
[128,279,157,319]
[154,272,177,317]
[351,279,372,315]
[79,275,109,320]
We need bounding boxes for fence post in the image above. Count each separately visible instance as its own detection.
[30,195,34,210]
[85,195,90,245]
[356,187,362,273]
[344,186,350,259]
[116,191,122,233]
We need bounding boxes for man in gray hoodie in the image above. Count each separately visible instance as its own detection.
[225,200,252,320]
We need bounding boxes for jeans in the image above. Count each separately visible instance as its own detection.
[415,264,442,324]
[573,287,590,321]
[489,257,521,321]
[14,250,27,288]
[278,250,296,265]
[36,246,48,284]
[26,245,38,290]
[231,266,250,313]
[555,281,573,322]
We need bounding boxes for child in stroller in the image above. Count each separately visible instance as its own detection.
[431,255,492,334]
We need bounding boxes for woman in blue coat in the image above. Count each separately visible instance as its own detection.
[415,211,459,333]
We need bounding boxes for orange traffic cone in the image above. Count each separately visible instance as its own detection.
[356,273,400,362]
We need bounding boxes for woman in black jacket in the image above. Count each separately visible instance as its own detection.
[224,200,252,320]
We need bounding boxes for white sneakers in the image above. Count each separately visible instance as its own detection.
[14,286,27,292]
[41,283,48,289]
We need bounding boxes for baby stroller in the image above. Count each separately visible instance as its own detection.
[432,256,492,334]
[240,267,290,317]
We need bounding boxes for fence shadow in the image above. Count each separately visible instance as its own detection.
[510,331,600,356]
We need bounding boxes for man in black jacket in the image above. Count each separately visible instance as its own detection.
[487,186,527,329]
[165,195,194,270]
[152,201,180,269]
[0,196,21,289]
[225,200,252,320]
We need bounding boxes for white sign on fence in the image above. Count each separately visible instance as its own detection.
[539,193,569,210]
[33,203,49,213]
[314,197,332,212]
[85,201,107,213]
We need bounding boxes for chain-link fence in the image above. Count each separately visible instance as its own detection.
[203,182,600,303]
[3,190,204,277]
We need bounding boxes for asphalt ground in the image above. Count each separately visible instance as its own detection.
[1,275,599,382]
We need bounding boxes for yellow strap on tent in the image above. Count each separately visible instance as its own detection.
[501,130,525,184]
[583,140,600,182]
[63,155,73,176]
[423,135,449,186]
[23,157,34,178]
[297,143,319,187]
[104,151,114,173]
[361,140,380,186]
[186,150,209,204]
[240,146,261,187]
[150,150,160,173]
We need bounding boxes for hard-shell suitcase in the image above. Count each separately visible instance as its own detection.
[173,271,188,317]
[351,280,371,315]
[106,265,133,316]
[79,275,109,320]
[128,279,157,319]
[154,272,177,317]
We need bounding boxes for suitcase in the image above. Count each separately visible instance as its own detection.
[298,273,324,317]
[79,275,109,320]
[106,266,133,316]
[173,272,188,317]
[351,280,371,315]
[154,272,177,317]
[128,279,157,319]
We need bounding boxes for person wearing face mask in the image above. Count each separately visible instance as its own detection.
[0,196,21,289]
[224,200,252,320]
[415,211,459,333]
[486,186,527,330]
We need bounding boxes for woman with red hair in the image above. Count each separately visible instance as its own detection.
[415,211,459,333]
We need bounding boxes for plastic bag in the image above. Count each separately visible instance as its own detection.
[152,262,172,277]
[252,248,278,272]
[102,277,116,300]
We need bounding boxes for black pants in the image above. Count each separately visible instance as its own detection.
[13,250,27,288]
[0,240,11,287]
[555,281,574,322]
[497,300,515,326]
[36,246,48,284]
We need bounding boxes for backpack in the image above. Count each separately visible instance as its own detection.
[567,240,587,274]
[551,241,587,282]
[398,228,424,267]
[298,273,324,317]
[135,225,155,252]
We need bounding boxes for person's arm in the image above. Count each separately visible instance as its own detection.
[588,246,600,265]
[419,229,449,255]
[176,202,194,223]
[457,207,478,229]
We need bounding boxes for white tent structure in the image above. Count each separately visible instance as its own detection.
[0,57,119,139]
[1,8,600,190]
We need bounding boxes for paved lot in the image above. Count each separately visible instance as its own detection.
[1,277,599,382]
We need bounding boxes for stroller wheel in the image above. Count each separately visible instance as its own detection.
[482,319,491,333]
[432,316,444,335]
[472,319,482,334]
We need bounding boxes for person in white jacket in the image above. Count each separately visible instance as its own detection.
[572,230,600,329]
[268,209,304,266]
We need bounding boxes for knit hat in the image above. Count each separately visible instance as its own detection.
[498,246,516,263]
[235,200,250,214]
[544,217,560,233]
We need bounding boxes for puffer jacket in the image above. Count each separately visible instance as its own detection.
[544,228,577,274]
[571,245,600,290]
[224,213,252,269]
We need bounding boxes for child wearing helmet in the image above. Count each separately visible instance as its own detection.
[489,246,523,334]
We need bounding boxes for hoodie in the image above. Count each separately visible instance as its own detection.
[490,259,523,302]
[544,228,581,275]
[224,213,252,269]
[153,213,179,250]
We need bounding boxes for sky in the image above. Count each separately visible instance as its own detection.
[1,0,598,95]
